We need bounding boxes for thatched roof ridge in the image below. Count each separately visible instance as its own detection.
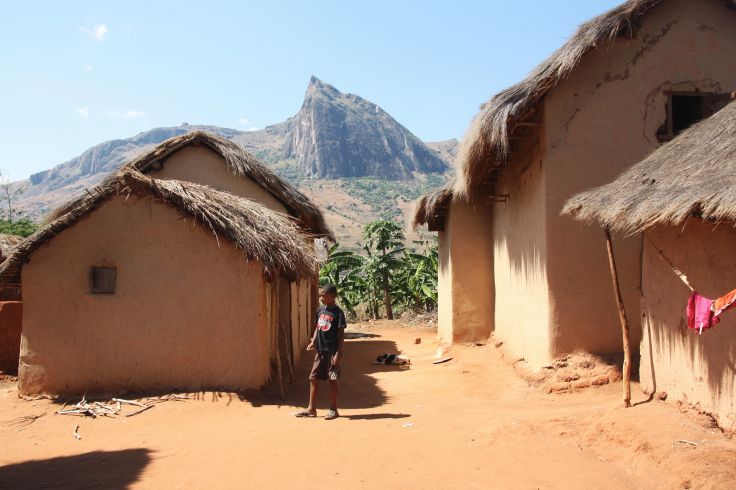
[0,169,318,285]
[0,234,23,262]
[563,100,736,233]
[455,0,666,195]
[123,131,332,238]
[412,184,454,228]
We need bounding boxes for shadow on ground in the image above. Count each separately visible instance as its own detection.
[344,332,381,339]
[0,449,151,489]
[22,338,410,416]
[240,337,409,411]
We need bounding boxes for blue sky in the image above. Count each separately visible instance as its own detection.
[0,1,622,180]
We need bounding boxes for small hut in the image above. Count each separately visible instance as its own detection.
[1,168,317,395]
[0,234,23,373]
[564,99,736,430]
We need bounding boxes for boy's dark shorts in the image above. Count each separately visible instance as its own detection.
[309,352,341,381]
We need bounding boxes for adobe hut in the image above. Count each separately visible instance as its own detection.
[0,234,23,373]
[413,182,493,342]
[564,100,736,430]
[35,132,330,372]
[1,168,317,395]
[415,0,736,369]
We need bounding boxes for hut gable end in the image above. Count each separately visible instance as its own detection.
[455,0,736,195]
[126,131,332,238]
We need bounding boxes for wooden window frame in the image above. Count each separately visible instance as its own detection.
[659,91,731,143]
[90,266,117,295]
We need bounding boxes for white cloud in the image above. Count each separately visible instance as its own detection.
[121,110,147,120]
[84,64,94,72]
[80,24,108,41]
[75,107,90,118]
[234,118,259,131]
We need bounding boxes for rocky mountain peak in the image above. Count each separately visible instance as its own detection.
[283,78,447,180]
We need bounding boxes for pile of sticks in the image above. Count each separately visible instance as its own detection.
[57,397,153,418]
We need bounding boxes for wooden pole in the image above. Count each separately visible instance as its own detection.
[273,279,284,399]
[281,309,295,384]
[604,227,632,408]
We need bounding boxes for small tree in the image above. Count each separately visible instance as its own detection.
[363,220,405,320]
[0,173,26,223]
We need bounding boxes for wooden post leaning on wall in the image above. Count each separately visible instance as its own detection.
[604,227,632,408]
[281,280,295,384]
[273,276,284,399]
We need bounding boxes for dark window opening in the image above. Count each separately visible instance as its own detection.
[90,267,116,294]
[658,92,732,142]
[671,95,706,135]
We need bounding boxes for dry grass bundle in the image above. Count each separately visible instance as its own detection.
[47,131,332,239]
[412,183,454,228]
[563,100,736,233]
[454,0,665,195]
[0,169,318,285]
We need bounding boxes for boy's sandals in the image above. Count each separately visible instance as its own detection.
[324,410,339,420]
[294,410,317,418]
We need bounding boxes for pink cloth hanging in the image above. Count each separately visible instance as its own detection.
[686,292,717,334]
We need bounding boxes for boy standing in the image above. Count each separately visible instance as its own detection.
[295,284,346,420]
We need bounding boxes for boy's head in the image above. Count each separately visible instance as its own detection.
[319,284,338,306]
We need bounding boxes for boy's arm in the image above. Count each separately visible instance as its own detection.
[307,314,319,351]
[334,312,347,363]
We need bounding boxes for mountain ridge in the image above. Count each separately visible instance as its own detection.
[15,78,457,246]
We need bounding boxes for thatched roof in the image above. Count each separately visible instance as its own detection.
[0,169,318,285]
[120,131,331,239]
[412,184,454,228]
[0,234,23,263]
[455,0,667,195]
[563,100,736,233]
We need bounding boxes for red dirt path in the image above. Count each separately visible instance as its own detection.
[2,321,735,489]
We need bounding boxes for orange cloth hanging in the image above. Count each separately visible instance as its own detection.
[713,288,736,318]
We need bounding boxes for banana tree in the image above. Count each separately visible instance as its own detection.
[318,243,365,316]
[363,220,405,320]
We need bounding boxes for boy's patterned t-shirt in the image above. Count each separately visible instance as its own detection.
[315,305,347,353]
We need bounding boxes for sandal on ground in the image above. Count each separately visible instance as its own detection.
[324,410,339,420]
[294,410,317,418]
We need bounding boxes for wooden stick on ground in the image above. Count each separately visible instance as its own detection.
[125,405,153,417]
[112,398,147,408]
[605,227,632,408]
[73,424,81,440]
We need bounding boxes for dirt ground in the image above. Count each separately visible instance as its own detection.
[2,321,736,489]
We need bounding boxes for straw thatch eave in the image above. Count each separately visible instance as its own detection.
[455,0,672,196]
[122,131,332,239]
[0,169,318,286]
[563,99,736,234]
[412,184,454,229]
[0,234,23,263]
